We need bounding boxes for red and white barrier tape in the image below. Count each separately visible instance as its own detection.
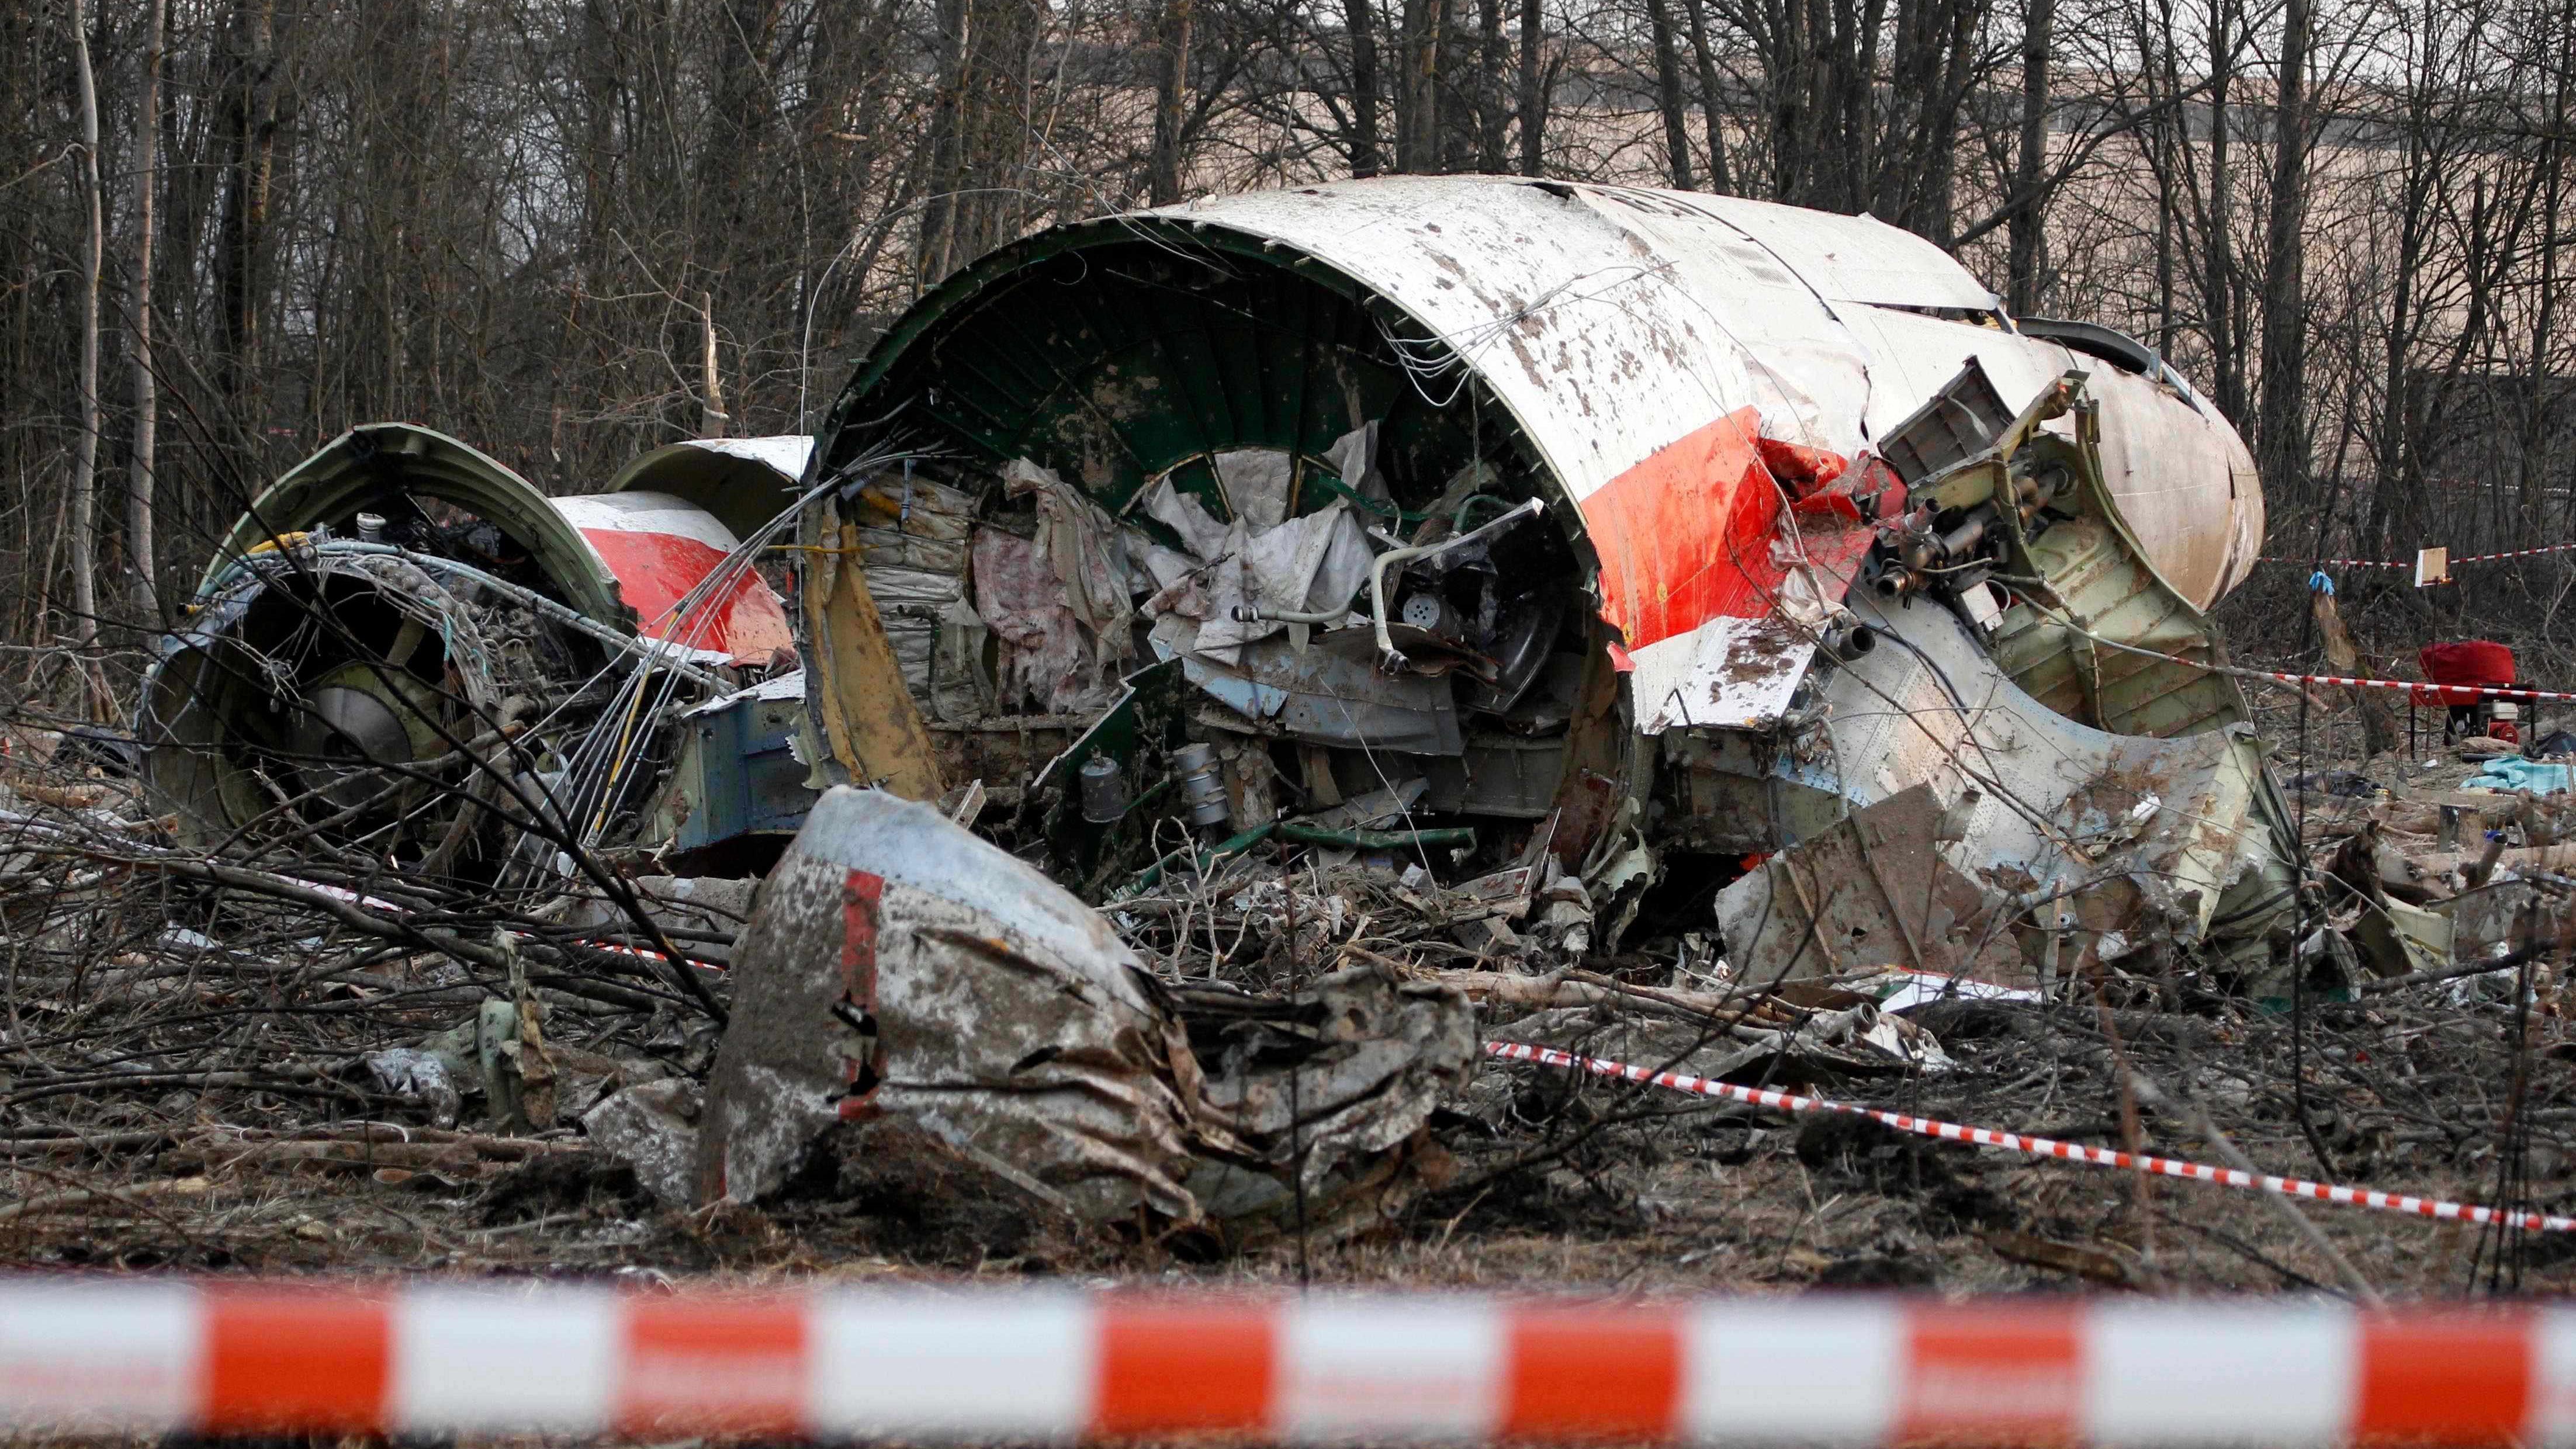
[2017,618,2576,707]
[2250,670,2576,705]
[2263,542,2576,568]
[1488,1041,2576,1233]
[0,1278,2571,1443]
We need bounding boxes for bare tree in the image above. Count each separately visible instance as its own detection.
[66,0,103,670]
[2256,0,2313,491]
[2007,0,2054,313]
[126,0,165,623]
[1645,0,1697,187]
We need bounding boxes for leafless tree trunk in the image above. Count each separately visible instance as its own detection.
[213,0,284,438]
[1152,0,1196,200]
[1396,0,1444,171]
[1476,0,1506,171]
[918,0,975,279]
[127,0,164,623]
[67,0,103,661]
[1348,0,1384,175]
[699,294,728,439]
[2255,0,2311,491]
[2006,0,2052,313]
[1677,0,1732,193]
[2201,0,2243,423]
[1646,0,1698,188]
[1515,0,1543,174]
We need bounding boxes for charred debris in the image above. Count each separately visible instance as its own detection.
[8,176,2562,1265]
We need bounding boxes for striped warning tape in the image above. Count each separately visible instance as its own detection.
[2248,670,2576,705]
[0,1278,2568,1442]
[1990,599,2576,706]
[2262,542,2576,568]
[1488,1041,2576,1233]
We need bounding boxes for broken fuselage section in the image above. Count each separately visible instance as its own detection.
[139,424,806,883]
[805,175,2294,985]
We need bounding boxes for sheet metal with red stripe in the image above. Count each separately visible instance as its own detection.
[549,490,794,666]
[1,1280,2568,1443]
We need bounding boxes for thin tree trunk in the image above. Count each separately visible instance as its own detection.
[917,0,972,279]
[699,293,728,438]
[2153,13,2176,355]
[1677,0,1732,192]
[2313,588,2398,758]
[129,0,165,622]
[1515,0,1543,174]
[68,0,103,663]
[1151,0,1194,201]
[1396,0,1443,171]
[2006,0,2052,313]
[2255,0,2310,497]
[2522,25,2569,529]
[1348,0,1384,175]
[1477,0,1505,170]
[2203,0,2243,422]
[215,0,283,432]
[1646,0,1697,188]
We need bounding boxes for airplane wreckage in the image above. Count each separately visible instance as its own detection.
[137,176,2405,1223]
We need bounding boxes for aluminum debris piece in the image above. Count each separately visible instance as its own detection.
[1716,785,2023,986]
[681,786,1474,1234]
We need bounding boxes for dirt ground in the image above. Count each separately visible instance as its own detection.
[0,673,2569,1308]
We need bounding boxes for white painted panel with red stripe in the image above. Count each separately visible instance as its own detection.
[549,490,795,665]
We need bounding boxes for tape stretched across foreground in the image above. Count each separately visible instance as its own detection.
[2,1278,2575,1443]
[1488,1041,2576,1233]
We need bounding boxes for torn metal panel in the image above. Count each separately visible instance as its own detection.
[799,493,946,802]
[1729,577,2293,982]
[693,786,1474,1229]
[1715,785,2025,985]
[645,671,819,862]
[1175,628,1463,755]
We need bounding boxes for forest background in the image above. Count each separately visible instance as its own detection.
[4,0,2572,699]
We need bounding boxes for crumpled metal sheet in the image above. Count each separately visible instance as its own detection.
[1714,784,2025,986]
[697,785,1201,1216]
[1175,966,1477,1230]
[1736,587,2293,982]
[691,786,1476,1228]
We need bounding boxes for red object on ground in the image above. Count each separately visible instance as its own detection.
[2417,639,2517,707]
[2422,640,2516,685]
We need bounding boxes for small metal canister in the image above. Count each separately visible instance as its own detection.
[1173,741,1230,831]
[1078,753,1130,823]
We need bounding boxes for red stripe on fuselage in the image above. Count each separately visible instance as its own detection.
[576,527,795,664]
[1584,408,1791,652]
